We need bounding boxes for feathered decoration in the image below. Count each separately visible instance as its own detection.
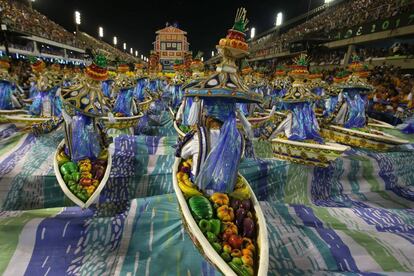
[233,8,249,33]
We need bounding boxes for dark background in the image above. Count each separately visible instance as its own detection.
[31,0,324,58]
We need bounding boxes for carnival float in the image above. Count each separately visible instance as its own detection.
[54,55,113,208]
[100,63,143,133]
[173,8,268,276]
[264,54,350,167]
[319,56,409,150]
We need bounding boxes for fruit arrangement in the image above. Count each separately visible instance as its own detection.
[57,149,108,202]
[177,160,257,276]
[218,30,249,52]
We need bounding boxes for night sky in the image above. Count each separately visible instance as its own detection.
[33,0,324,58]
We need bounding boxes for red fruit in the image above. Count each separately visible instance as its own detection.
[228,235,243,250]
[222,231,233,241]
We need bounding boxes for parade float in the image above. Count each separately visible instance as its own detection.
[264,54,349,167]
[0,57,26,116]
[172,52,206,136]
[307,70,328,115]
[133,70,153,115]
[100,63,143,133]
[173,8,268,276]
[170,61,186,109]
[4,60,64,126]
[54,55,113,208]
[268,65,290,110]
[319,56,408,150]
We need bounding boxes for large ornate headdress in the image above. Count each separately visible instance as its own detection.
[62,54,111,117]
[184,8,262,104]
[281,54,318,103]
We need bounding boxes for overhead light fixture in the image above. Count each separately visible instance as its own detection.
[250,27,256,39]
[75,11,81,25]
[275,12,283,27]
[113,36,117,45]
[98,26,104,38]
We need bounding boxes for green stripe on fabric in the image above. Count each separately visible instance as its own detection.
[0,208,61,274]
[276,204,337,272]
[347,159,368,201]
[361,157,409,209]
[0,133,25,157]
[284,165,310,205]
[312,207,407,271]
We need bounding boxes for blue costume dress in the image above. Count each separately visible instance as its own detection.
[0,80,16,110]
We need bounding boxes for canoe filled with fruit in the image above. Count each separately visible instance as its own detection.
[54,140,112,208]
[172,158,268,276]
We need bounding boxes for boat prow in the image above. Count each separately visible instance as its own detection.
[243,113,272,129]
[367,118,395,130]
[174,120,187,138]
[138,96,153,113]
[100,113,144,129]
[168,107,175,119]
[0,109,29,115]
[3,114,52,125]
[54,140,112,208]
[271,137,350,167]
[172,158,269,276]
[321,125,409,150]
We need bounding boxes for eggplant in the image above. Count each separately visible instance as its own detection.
[235,208,247,229]
[242,217,255,238]
[230,198,241,210]
[240,199,251,211]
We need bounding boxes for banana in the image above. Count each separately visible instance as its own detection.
[230,184,250,200]
[178,180,203,197]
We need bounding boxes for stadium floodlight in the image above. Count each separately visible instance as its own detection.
[135,50,138,57]
[250,27,256,39]
[130,48,133,54]
[123,43,126,50]
[75,11,81,25]
[113,36,117,46]
[275,12,283,27]
[141,54,143,59]
[98,27,104,38]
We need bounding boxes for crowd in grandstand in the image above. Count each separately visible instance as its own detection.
[0,0,82,48]
[250,0,414,57]
[0,0,138,62]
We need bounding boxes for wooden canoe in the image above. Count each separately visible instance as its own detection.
[172,157,269,275]
[54,140,112,209]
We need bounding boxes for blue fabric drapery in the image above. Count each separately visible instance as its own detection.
[343,89,367,129]
[113,88,135,116]
[286,102,323,143]
[196,99,242,194]
[0,81,13,110]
